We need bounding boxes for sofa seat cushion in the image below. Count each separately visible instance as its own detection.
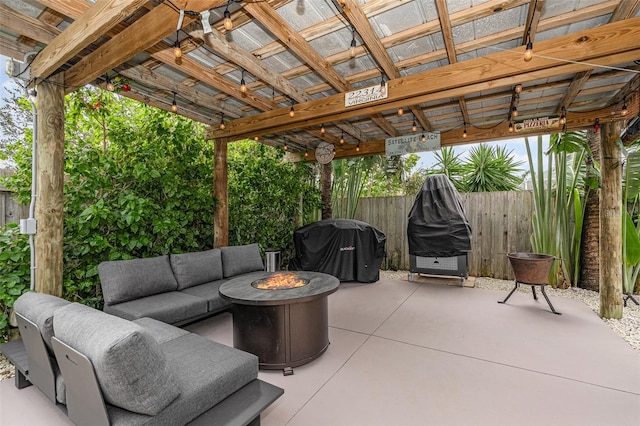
[180,280,231,313]
[104,292,208,324]
[221,244,264,278]
[54,303,180,416]
[13,292,70,352]
[133,317,190,344]
[105,334,259,426]
[99,255,178,305]
[170,249,223,290]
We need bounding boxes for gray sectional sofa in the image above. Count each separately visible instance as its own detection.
[7,291,283,426]
[98,244,265,325]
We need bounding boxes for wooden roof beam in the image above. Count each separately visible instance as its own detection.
[554,0,638,114]
[30,0,149,82]
[64,0,225,90]
[210,17,640,139]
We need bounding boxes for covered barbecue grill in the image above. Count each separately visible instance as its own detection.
[407,174,472,284]
[289,219,386,282]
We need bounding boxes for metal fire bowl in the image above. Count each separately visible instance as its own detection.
[507,252,555,285]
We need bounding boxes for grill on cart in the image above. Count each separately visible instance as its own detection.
[407,175,472,285]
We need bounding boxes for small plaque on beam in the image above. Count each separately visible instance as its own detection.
[345,83,388,107]
[514,116,560,133]
[385,132,440,156]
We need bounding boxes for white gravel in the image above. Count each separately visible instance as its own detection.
[2,272,638,382]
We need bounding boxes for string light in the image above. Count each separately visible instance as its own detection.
[254,136,259,141]
[105,74,115,91]
[511,105,518,117]
[223,3,233,31]
[356,142,360,152]
[412,116,417,132]
[219,113,225,130]
[350,27,357,58]
[173,31,182,58]
[289,98,295,118]
[421,133,426,142]
[321,124,325,134]
[397,107,404,116]
[508,121,514,132]
[171,92,178,113]
[380,74,386,95]
[524,40,533,62]
[283,138,288,151]
[559,106,566,125]
[304,151,309,157]
[240,69,246,94]
[514,84,523,94]
[621,98,628,116]
[463,124,467,138]
[340,131,345,144]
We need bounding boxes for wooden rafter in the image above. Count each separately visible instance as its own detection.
[554,0,639,114]
[211,17,640,140]
[30,0,149,81]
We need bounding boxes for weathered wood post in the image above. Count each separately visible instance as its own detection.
[214,137,229,248]
[35,73,65,297]
[599,120,623,319]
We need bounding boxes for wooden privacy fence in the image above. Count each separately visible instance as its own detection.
[0,169,29,228]
[352,191,534,280]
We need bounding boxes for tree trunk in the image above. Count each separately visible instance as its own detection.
[599,121,623,319]
[213,138,228,248]
[321,162,332,220]
[579,129,600,291]
[35,73,65,297]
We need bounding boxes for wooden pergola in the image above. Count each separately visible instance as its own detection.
[1,0,639,317]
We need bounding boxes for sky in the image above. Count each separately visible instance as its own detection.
[1,54,545,175]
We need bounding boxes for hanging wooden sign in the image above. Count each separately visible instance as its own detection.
[514,116,561,133]
[345,83,388,107]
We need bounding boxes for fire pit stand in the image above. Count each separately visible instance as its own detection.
[498,253,561,315]
[219,271,339,373]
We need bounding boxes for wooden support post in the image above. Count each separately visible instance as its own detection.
[599,121,623,319]
[35,72,65,297]
[321,162,332,220]
[214,138,228,248]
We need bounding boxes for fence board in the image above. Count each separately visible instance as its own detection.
[354,191,534,279]
[1,169,29,228]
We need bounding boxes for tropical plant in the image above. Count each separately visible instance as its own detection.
[622,146,640,295]
[0,223,30,341]
[427,146,467,191]
[331,157,376,218]
[463,144,524,192]
[526,132,589,287]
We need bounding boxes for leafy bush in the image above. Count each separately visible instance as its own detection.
[228,140,321,265]
[0,223,30,341]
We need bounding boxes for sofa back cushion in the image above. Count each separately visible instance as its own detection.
[221,244,264,278]
[14,292,70,353]
[170,249,223,290]
[98,255,178,305]
[54,303,180,416]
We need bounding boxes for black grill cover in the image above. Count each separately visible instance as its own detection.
[408,174,472,257]
[289,219,386,282]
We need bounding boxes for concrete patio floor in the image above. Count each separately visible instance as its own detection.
[1,276,639,425]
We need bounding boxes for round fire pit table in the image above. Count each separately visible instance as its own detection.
[219,271,339,371]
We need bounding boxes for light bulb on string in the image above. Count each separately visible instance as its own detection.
[240,69,246,94]
[463,124,467,138]
[621,99,628,116]
[350,27,357,58]
[356,143,360,152]
[340,131,345,144]
[508,121,514,132]
[412,117,417,132]
[219,113,225,130]
[523,40,533,62]
[421,133,426,142]
[380,75,386,95]
[223,5,233,31]
[173,31,182,58]
[106,75,115,92]
[283,139,288,151]
[171,92,178,113]
[514,84,523,94]
[511,106,518,117]
[289,99,295,118]
[397,107,403,116]
[559,106,566,125]
[320,124,325,134]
